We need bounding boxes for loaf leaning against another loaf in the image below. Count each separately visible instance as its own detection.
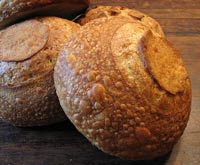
[54,16,191,160]
[0,16,80,127]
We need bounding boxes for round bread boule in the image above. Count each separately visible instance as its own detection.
[79,5,164,36]
[54,16,191,160]
[0,16,80,127]
[0,0,90,29]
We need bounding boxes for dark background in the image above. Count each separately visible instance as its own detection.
[0,0,200,164]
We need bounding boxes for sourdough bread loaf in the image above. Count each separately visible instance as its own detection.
[0,16,80,126]
[54,16,191,160]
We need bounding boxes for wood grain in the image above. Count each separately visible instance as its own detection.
[0,0,200,165]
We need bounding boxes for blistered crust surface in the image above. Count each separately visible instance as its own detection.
[80,5,164,36]
[54,17,191,159]
[0,74,65,126]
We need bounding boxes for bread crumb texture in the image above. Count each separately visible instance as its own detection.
[0,17,79,126]
[54,16,191,159]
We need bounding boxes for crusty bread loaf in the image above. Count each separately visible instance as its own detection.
[0,0,89,29]
[0,16,80,126]
[54,16,191,160]
[79,6,164,36]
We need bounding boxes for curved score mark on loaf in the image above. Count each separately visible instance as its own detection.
[139,30,188,95]
[111,22,188,95]
[111,22,153,92]
[0,20,49,62]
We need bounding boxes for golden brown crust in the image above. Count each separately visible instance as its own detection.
[54,16,191,159]
[0,0,90,29]
[79,6,164,36]
[0,16,80,126]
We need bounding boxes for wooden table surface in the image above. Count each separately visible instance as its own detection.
[0,0,200,165]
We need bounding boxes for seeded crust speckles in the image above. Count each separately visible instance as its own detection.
[54,16,191,160]
[80,5,164,36]
[0,17,80,126]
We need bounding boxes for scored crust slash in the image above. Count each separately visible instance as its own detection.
[139,30,188,95]
[0,20,49,62]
